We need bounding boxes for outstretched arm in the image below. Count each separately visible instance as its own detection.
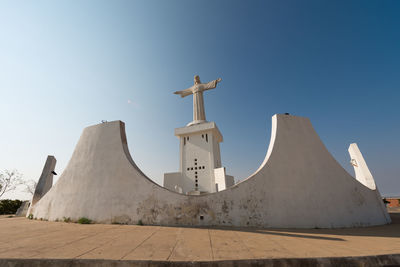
[203,78,222,91]
[174,87,193,98]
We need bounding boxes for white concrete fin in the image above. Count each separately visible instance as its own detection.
[31,156,56,206]
[15,201,30,217]
[348,143,376,190]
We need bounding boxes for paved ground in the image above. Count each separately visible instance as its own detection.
[0,212,399,262]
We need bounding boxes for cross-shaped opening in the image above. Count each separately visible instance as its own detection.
[185,158,206,190]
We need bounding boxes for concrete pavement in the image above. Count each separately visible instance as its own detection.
[0,212,399,265]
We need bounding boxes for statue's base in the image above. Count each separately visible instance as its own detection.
[186,120,207,126]
[175,121,223,143]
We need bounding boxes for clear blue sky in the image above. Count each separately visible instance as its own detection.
[1,0,399,200]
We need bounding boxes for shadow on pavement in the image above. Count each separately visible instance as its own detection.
[160,212,399,240]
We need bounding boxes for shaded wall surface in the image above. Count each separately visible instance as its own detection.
[31,155,56,206]
[15,201,30,217]
[30,115,390,228]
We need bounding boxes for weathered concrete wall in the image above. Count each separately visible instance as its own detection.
[31,156,56,207]
[30,115,390,228]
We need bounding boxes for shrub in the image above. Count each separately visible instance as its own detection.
[63,217,72,223]
[137,219,143,225]
[77,217,92,224]
[0,199,23,215]
[28,214,33,220]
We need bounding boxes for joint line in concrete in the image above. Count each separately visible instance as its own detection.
[119,227,160,260]
[208,229,214,260]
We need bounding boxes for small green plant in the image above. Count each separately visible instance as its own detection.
[77,217,92,224]
[7,215,13,218]
[137,219,143,226]
[28,214,33,220]
[63,217,72,223]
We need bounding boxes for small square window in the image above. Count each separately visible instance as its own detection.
[195,163,197,165]
[191,168,193,170]
[195,175,198,178]
[195,167,197,170]
[187,168,189,171]
[195,172,197,174]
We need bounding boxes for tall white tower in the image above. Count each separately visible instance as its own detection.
[164,75,234,194]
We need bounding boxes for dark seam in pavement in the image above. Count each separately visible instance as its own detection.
[264,232,293,256]
[234,231,255,258]
[73,227,130,259]
[0,228,60,243]
[0,218,27,221]
[167,228,183,261]
[28,226,121,258]
[3,221,71,237]
[316,239,361,255]
[0,228,69,254]
[208,229,214,260]
[119,227,160,260]
[166,239,179,261]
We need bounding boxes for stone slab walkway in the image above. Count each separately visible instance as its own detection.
[0,213,399,263]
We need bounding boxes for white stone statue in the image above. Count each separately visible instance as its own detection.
[174,75,222,125]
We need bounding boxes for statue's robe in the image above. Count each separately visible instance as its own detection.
[174,80,219,122]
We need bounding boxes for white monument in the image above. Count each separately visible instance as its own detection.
[163,75,234,194]
[29,114,390,228]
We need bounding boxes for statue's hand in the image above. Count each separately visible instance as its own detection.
[216,78,222,83]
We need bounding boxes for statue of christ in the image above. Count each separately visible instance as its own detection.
[174,75,222,125]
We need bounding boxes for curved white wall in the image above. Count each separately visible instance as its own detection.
[30,114,390,228]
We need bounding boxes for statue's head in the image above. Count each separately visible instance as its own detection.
[194,75,201,84]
